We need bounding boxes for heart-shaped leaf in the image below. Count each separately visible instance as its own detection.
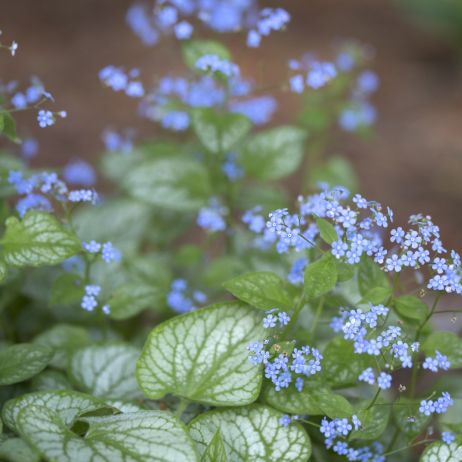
[137,302,265,406]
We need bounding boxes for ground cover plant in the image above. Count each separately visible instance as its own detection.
[0,2,461,461]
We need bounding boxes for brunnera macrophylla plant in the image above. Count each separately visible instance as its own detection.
[0,2,460,462]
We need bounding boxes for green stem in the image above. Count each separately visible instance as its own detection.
[280,292,306,341]
[365,388,381,410]
[386,427,400,453]
[308,296,325,342]
[409,293,442,397]
[382,439,435,457]
[174,398,189,419]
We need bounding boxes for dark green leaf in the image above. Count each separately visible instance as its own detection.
[304,253,337,300]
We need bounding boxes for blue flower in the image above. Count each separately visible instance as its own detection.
[63,160,96,187]
[442,432,455,444]
[358,367,375,385]
[195,54,240,78]
[197,199,227,233]
[101,242,121,263]
[377,372,392,390]
[306,62,337,89]
[37,110,54,128]
[174,21,193,40]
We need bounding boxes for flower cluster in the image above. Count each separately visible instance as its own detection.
[8,170,97,216]
[99,66,145,97]
[102,128,135,154]
[419,392,453,416]
[167,279,207,313]
[63,160,96,187]
[0,75,66,128]
[195,54,239,78]
[358,368,392,390]
[81,284,110,314]
[422,351,451,373]
[126,1,289,48]
[289,58,337,93]
[137,73,276,131]
[248,311,323,392]
[248,186,462,293]
[197,199,227,233]
[83,240,122,264]
[320,416,385,461]
[331,304,418,370]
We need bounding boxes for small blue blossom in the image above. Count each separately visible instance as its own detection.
[288,257,308,285]
[442,432,455,444]
[306,62,337,89]
[63,160,96,187]
[263,314,277,329]
[278,312,290,326]
[279,414,292,427]
[101,242,121,263]
[197,200,227,233]
[358,367,375,385]
[83,240,101,254]
[377,372,392,390]
[37,110,54,128]
[195,55,239,78]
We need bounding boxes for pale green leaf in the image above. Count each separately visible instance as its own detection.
[2,390,105,434]
[223,271,292,310]
[17,406,199,462]
[189,405,311,461]
[420,442,462,462]
[202,430,227,462]
[2,212,81,267]
[69,344,142,400]
[31,370,73,391]
[357,256,389,296]
[0,343,53,386]
[123,158,210,211]
[191,108,251,154]
[33,324,90,369]
[0,437,40,462]
[137,302,265,406]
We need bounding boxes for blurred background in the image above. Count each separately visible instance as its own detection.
[2,0,462,248]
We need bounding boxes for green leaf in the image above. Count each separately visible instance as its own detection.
[357,256,389,296]
[308,156,358,192]
[33,324,91,369]
[316,218,338,244]
[0,112,20,143]
[2,390,105,433]
[393,397,430,436]
[420,441,462,461]
[182,40,231,71]
[137,302,265,406]
[31,370,73,391]
[393,295,428,322]
[0,438,40,462]
[223,271,292,310]
[264,385,353,419]
[49,273,84,306]
[350,400,390,440]
[17,406,199,462]
[2,212,81,267]
[69,344,142,400]
[202,430,227,462]
[422,332,462,368]
[123,158,210,211]
[240,126,306,180]
[108,283,165,320]
[191,108,251,154]
[323,337,374,388]
[189,405,311,461]
[201,256,247,288]
[0,344,53,386]
[73,199,151,255]
[304,253,337,300]
[360,286,392,305]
